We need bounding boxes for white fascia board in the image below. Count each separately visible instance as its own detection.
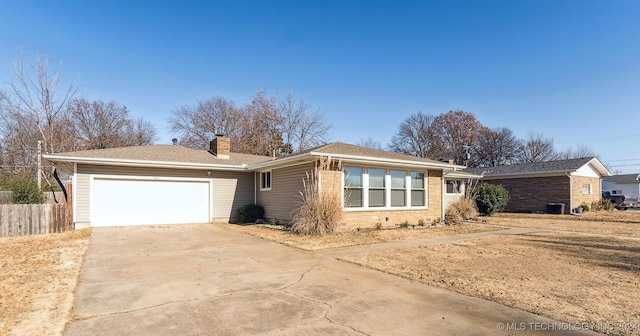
[309,151,462,170]
[42,154,249,171]
[445,172,483,179]
[247,153,314,170]
[586,158,612,177]
[480,170,573,179]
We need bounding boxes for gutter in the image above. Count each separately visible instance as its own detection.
[43,154,250,171]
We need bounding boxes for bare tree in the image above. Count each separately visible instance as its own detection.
[68,98,156,150]
[515,132,558,163]
[429,110,488,165]
[169,91,331,157]
[357,137,384,150]
[278,92,330,155]
[473,127,519,167]
[0,52,77,177]
[388,112,437,158]
[168,96,241,149]
[556,145,597,160]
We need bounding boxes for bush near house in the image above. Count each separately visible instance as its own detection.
[290,158,342,235]
[472,183,509,216]
[445,198,479,224]
[234,203,265,223]
[0,173,44,204]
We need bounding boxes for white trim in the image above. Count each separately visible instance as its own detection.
[312,151,462,170]
[89,174,214,225]
[73,163,78,225]
[343,167,429,211]
[260,170,272,191]
[43,154,249,171]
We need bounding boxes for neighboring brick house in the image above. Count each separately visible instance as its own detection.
[467,157,611,214]
[44,139,474,229]
[602,174,640,201]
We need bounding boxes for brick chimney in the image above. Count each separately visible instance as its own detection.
[209,134,230,159]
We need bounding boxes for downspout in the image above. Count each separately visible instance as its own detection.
[254,172,257,204]
[565,172,572,214]
[441,172,446,222]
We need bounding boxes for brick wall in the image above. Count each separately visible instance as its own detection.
[484,176,571,214]
[571,176,601,209]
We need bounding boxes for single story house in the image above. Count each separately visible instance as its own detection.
[44,137,476,229]
[602,174,640,200]
[466,157,611,214]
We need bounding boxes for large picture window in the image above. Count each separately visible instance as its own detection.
[411,172,425,206]
[368,169,386,207]
[344,167,428,209]
[344,167,363,207]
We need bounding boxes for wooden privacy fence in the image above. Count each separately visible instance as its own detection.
[0,204,70,237]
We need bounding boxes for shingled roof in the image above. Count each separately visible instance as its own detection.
[603,173,640,184]
[466,157,611,177]
[46,145,273,166]
[300,142,450,165]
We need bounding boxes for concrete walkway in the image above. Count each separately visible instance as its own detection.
[64,224,595,336]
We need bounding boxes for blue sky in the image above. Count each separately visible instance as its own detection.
[1,0,639,173]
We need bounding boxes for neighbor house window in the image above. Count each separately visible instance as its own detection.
[368,169,386,207]
[411,172,425,206]
[390,170,406,207]
[344,167,363,207]
[581,184,592,195]
[446,180,462,194]
[260,171,272,190]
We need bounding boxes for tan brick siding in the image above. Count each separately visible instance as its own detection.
[571,176,601,209]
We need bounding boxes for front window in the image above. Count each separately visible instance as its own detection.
[390,170,406,207]
[368,169,386,207]
[411,172,425,206]
[344,167,363,207]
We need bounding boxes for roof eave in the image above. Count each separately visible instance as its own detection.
[309,151,463,170]
[43,154,249,171]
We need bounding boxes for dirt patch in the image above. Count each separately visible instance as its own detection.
[0,230,90,336]
[480,212,640,237]
[219,223,501,250]
[344,232,640,336]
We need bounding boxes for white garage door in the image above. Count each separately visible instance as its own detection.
[92,178,210,227]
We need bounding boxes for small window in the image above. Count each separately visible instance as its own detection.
[260,171,272,190]
[446,180,461,194]
[581,184,592,195]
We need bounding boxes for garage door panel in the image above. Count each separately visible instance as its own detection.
[93,179,209,227]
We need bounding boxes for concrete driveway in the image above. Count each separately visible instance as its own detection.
[64,224,593,335]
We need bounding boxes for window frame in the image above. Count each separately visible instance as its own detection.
[260,170,272,191]
[445,179,462,195]
[581,184,592,195]
[343,167,364,208]
[410,171,426,207]
[342,167,428,210]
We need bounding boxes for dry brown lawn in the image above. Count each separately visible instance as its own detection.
[219,222,501,250]
[0,230,90,336]
[481,212,640,236]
